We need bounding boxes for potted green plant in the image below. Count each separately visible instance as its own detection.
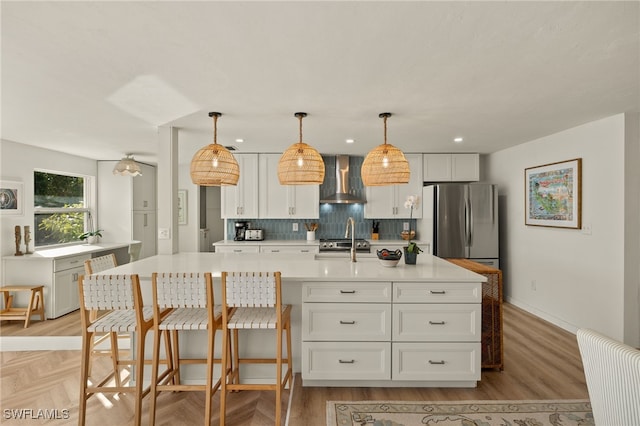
[79,229,103,245]
[403,195,422,264]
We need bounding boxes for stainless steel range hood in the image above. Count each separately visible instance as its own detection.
[320,155,366,204]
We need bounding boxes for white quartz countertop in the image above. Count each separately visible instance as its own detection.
[101,252,485,282]
[3,242,134,260]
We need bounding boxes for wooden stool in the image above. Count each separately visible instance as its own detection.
[0,285,46,328]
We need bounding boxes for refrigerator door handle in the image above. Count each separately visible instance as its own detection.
[468,197,474,247]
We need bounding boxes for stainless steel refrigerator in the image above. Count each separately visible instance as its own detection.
[418,183,499,268]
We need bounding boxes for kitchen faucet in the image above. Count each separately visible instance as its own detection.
[345,216,356,262]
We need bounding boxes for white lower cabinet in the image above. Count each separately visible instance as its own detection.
[260,245,319,254]
[301,280,481,387]
[215,245,260,254]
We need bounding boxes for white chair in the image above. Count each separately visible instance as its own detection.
[78,274,160,426]
[220,271,292,426]
[576,328,640,426]
[148,272,230,426]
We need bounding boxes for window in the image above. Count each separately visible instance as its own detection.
[34,171,94,247]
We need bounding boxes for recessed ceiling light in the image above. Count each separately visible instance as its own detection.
[235,138,244,143]
[345,138,355,144]
[453,137,464,143]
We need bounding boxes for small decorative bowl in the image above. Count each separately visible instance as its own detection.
[376,249,402,267]
[400,231,416,240]
[378,258,400,267]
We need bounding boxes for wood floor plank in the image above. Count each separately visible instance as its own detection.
[0,303,589,425]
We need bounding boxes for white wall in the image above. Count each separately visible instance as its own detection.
[0,140,97,257]
[485,114,633,343]
[624,112,640,345]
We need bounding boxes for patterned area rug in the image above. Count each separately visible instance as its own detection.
[326,400,593,426]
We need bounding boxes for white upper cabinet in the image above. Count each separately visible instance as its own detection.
[423,153,479,182]
[364,153,423,219]
[221,153,259,218]
[259,154,319,219]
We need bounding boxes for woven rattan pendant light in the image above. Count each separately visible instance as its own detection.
[361,112,410,186]
[278,112,325,185]
[190,112,239,186]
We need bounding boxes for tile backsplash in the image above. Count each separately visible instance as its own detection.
[226,155,416,241]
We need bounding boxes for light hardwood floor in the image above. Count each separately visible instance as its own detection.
[0,303,589,425]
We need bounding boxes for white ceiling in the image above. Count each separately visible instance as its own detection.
[2,1,638,166]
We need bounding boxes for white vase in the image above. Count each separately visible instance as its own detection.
[87,236,97,245]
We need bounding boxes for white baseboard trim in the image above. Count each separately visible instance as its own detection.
[0,336,82,351]
[506,296,579,335]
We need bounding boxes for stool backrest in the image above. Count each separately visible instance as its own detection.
[81,274,139,311]
[84,254,117,275]
[152,272,212,309]
[222,272,281,308]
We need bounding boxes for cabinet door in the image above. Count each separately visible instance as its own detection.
[394,154,424,219]
[364,185,397,219]
[290,185,319,218]
[53,266,82,318]
[258,154,290,218]
[132,163,156,211]
[222,154,259,218]
[423,154,452,182]
[451,154,480,182]
[133,211,157,259]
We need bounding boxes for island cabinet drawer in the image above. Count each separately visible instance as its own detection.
[393,282,481,303]
[303,342,391,380]
[392,304,481,342]
[302,282,391,303]
[215,245,260,254]
[54,254,91,272]
[303,303,391,341]
[260,246,319,254]
[392,342,480,382]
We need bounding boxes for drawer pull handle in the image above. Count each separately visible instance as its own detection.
[301,250,309,252]
[340,290,356,294]
[70,260,79,264]
[339,359,355,364]
[429,321,446,325]
[233,249,242,253]
[340,320,356,325]
[272,250,280,252]
[428,360,446,365]
[430,290,446,294]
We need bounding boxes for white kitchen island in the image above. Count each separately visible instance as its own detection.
[102,252,485,388]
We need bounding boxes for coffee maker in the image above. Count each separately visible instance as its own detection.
[234,221,249,241]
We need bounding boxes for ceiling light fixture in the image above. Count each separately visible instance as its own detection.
[361,112,410,186]
[345,138,355,144]
[454,137,464,143]
[278,112,325,185]
[190,112,239,186]
[113,154,142,176]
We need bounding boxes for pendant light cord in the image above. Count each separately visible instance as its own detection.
[213,114,218,145]
[383,115,388,145]
[298,114,303,143]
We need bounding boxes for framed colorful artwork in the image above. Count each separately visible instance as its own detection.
[525,158,582,229]
[0,180,24,215]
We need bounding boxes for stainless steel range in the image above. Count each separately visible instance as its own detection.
[319,238,371,252]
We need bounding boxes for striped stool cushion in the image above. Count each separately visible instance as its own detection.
[88,307,153,333]
[159,305,223,331]
[227,305,290,329]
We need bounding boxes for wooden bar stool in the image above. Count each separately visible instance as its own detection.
[220,271,292,426]
[148,272,231,426]
[0,285,45,328]
[84,254,128,386]
[78,274,164,426]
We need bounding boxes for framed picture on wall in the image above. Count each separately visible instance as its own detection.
[178,189,187,225]
[525,158,582,229]
[0,180,23,216]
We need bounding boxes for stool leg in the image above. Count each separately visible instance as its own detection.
[110,332,121,387]
[276,325,282,426]
[204,326,215,426]
[148,326,162,426]
[220,326,230,426]
[286,321,293,389]
[133,329,148,426]
[24,290,36,328]
[78,329,93,426]
[35,289,45,321]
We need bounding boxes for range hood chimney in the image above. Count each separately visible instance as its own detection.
[320,155,366,204]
